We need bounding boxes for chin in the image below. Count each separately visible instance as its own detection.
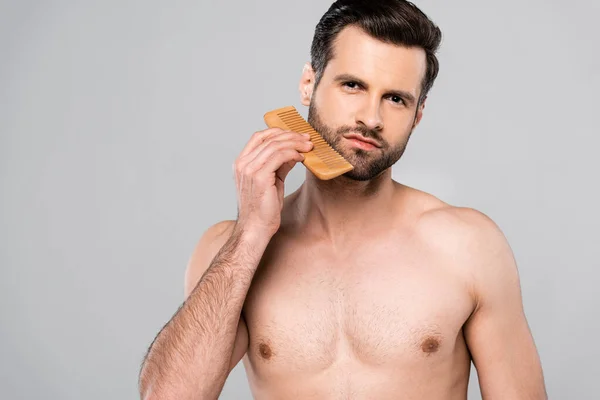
[342,172,376,181]
[341,161,387,181]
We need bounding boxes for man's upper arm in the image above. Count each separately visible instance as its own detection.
[460,209,547,399]
[184,220,236,298]
[183,220,249,371]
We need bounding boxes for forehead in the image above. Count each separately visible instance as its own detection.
[325,25,427,95]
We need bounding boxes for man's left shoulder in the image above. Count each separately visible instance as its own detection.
[416,203,512,262]
[420,204,500,234]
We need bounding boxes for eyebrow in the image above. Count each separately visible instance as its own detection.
[332,73,417,106]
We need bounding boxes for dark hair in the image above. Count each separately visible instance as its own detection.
[310,0,442,105]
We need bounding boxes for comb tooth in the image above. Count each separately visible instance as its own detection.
[280,113,302,119]
[289,126,311,133]
[316,150,343,160]
[321,159,338,166]
[329,157,348,163]
[323,160,345,168]
[280,116,310,126]
[320,151,338,157]
[280,115,303,121]
[314,148,332,156]
[318,146,336,154]
[325,152,345,160]
[316,146,334,154]
[294,127,312,133]
[317,153,334,160]
[290,121,307,126]
[315,147,334,155]
[282,115,302,121]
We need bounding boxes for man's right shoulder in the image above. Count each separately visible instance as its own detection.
[204,220,237,241]
[195,220,238,257]
[184,220,237,297]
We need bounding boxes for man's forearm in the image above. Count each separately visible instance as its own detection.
[139,227,268,400]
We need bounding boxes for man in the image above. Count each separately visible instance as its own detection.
[139,1,547,399]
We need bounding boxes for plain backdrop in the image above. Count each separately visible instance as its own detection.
[1,0,599,399]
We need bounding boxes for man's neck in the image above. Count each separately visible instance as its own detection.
[291,169,399,245]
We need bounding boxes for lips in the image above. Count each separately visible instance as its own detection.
[343,133,381,148]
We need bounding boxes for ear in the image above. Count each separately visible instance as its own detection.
[299,62,316,106]
[412,97,427,129]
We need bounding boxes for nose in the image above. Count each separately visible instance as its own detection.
[355,98,383,132]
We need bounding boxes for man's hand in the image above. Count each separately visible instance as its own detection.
[233,128,313,237]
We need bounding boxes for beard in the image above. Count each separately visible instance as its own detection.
[307,102,413,181]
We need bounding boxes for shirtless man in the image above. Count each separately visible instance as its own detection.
[139,1,547,399]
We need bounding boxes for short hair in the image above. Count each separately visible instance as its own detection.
[310,0,442,104]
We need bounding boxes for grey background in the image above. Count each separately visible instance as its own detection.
[1,0,598,399]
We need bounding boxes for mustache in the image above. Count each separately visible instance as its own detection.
[336,125,383,143]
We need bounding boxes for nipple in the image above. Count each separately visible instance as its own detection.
[258,343,273,360]
[420,336,440,354]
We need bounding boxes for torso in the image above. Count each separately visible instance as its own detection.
[241,185,476,399]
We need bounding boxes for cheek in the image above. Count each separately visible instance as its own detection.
[377,112,416,147]
[318,88,362,126]
[383,107,417,131]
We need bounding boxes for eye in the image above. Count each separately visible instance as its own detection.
[389,95,404,105]
[343,81,360,90]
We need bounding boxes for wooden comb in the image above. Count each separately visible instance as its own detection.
[263,106,354,180]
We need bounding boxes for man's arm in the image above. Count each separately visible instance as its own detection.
[183,220,250,372]
[460,210,547,399]
[138,128,312,399]
[138,221,269,400]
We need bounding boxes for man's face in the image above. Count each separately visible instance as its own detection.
[303,26,427,181]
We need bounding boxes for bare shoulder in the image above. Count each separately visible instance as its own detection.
[184,220,237,298]
[403,191,520,310]
[420,205,510,255]
[405,187,515,275]
[419,202,503,241]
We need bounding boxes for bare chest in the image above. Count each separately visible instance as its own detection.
[242,236,475,379]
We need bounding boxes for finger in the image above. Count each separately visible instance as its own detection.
[239,128,286,159]
[243,132,311,165]
[276,159,300,183]
[258,148,307,175]
[247,140,312,173]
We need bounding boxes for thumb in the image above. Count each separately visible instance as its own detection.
[275,160,298,183]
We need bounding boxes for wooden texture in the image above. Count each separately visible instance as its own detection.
[263,106,354,180]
